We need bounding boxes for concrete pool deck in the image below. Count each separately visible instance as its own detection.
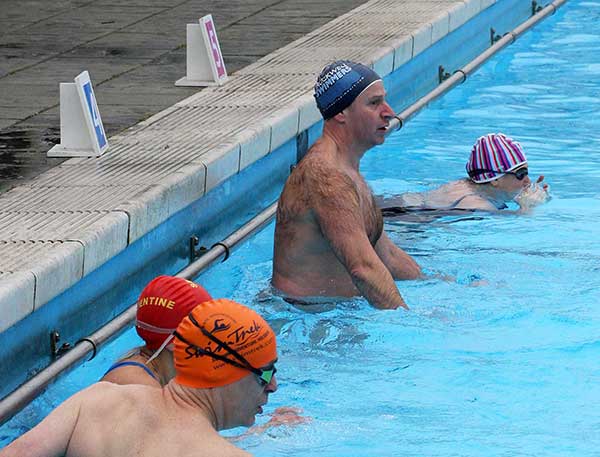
[0,0,541,396]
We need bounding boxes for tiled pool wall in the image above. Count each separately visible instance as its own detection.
[0,0,538,400]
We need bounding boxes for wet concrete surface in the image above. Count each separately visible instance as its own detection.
[0,0,369,194]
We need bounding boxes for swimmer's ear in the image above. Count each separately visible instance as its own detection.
[332,110,347,123]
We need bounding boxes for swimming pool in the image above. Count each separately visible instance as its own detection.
[2,0,600,454]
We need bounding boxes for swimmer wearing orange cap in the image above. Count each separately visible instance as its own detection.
[2,300,278,457]
[172,299,278,426]
[101,275,212,387]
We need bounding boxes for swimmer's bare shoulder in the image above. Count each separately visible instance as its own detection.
[281,143,361,219]
[0,382,130,457]
[454,194,498,211]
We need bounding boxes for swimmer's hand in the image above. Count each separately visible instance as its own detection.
[514,175,551,211]
[263,407,311,428]
[230,407,311,441]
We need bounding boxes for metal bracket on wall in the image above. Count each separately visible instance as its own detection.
[532,1,544,15]
[438,65,451,83]
[189,236,231,264]
[296,129,308,164]
[490,28,502,45]
[189,236,208,263]
[50,331,71,359]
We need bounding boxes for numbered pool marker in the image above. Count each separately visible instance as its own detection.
[175,14,228,87]
[48,70,109,157]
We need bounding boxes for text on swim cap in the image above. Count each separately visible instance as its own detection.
[138,296,175,309]
[314,63,352,98]
[183,319,264,360]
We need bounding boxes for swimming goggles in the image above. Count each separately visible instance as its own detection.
[468,167,529,181]
[173,313,277,387]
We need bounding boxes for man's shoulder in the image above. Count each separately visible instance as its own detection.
[297,147,340,176]
[81,381,156,409]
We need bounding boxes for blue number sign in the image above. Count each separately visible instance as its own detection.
[75,71,108,154]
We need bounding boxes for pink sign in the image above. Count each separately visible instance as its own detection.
[203,17,226,79]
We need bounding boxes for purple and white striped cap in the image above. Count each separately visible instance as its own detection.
[466,133,528,183]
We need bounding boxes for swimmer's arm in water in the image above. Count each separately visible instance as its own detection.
[0,389,82,457]
[230,407,311,441]
[374,231,422,280]
[309,168,408,310]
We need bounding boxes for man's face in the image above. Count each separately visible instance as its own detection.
[343,81,395,148]
[224,362,278,428]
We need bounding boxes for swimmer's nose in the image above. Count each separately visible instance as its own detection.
[382,101,395,120]
[266,375,278,393]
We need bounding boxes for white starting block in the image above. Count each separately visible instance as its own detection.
[48,70,108,157]
[175,14,228,87]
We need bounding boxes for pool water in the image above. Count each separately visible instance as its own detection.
[3,1,600,455]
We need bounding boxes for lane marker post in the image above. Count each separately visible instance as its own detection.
[176,14,228,87]
[48,70,108,157]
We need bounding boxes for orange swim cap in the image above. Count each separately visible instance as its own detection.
[136,276,212,350]
[173,299,277,388]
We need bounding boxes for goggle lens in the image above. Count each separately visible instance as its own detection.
[513,168,528,180]
[257,366,277,386]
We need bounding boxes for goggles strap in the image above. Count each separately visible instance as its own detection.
[188,313,258,369]
[145,333,174,365]
[172,330,263,378]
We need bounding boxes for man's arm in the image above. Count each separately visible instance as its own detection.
[0,391,83,457]
[310,169,408,310]
[374,231,422,280]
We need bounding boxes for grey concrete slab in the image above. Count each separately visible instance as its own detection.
[0,0,90,26]
[0,119,20,130]
[96,0,185,6]
[0,0,375,192]
[36,5,167,33]
[61,32,180,60]
[218,26,308,57]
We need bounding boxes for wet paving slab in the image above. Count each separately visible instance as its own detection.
[0,0,370,194]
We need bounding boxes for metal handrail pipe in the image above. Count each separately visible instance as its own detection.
[391,0,566,131]
[0,0,567,425]
[0,202,279,425]
[177,201,279,279]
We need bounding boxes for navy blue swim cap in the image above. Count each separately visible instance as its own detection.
[313,60,382,120]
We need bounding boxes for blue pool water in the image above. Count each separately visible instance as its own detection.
[2,1,600,455]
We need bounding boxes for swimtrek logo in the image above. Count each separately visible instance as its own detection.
[183,318,265,360]
[138,296,175,309]
[314,62,352,98]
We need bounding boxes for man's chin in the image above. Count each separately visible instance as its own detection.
[243,415,257,427]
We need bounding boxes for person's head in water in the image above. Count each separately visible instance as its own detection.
[314,60,395,149]
[136,275,212,351]
[173,299,278,428]
[466,133,532,197]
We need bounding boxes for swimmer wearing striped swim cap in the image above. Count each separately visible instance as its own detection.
[380,133,550,216]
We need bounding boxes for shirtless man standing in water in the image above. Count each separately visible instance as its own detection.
[272,60,421,310]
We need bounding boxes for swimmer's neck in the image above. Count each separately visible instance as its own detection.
[163,382,221,430]
[469,179,517,203]
[321,126,367,170]
[140,346,176,383]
